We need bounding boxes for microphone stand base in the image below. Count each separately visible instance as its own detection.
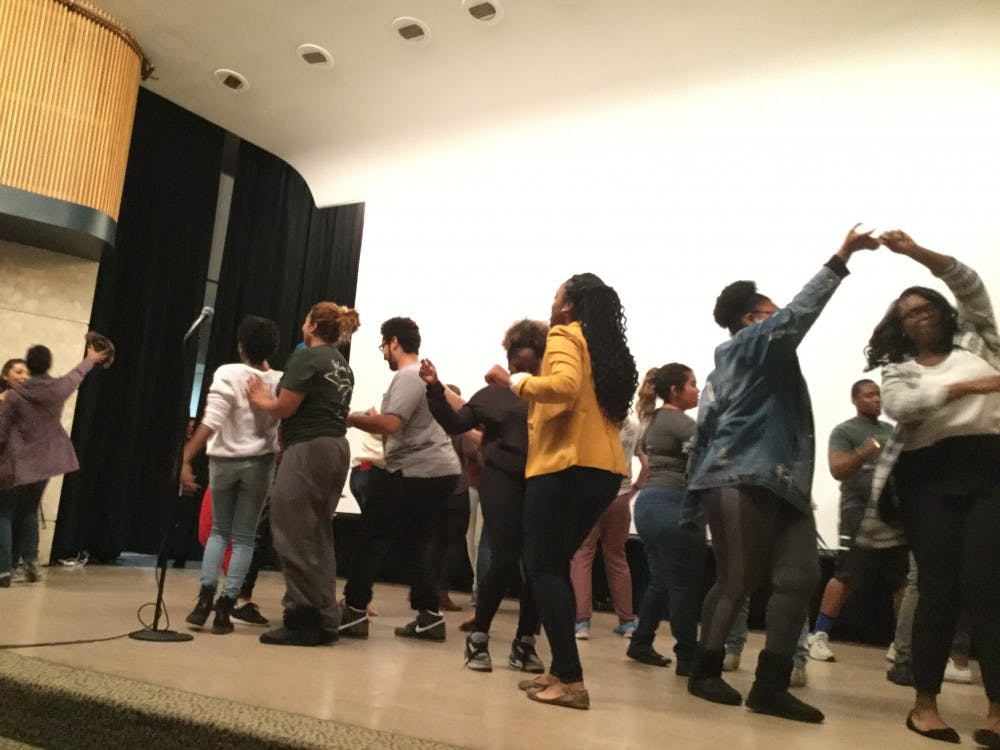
[128,628,194,643]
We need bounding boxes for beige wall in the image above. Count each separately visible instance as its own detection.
[0,239,99,563]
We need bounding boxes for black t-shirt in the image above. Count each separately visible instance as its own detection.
[277,345,353,447]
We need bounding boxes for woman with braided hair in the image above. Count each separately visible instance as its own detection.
[486,272,638,710]
[684,225,878,724]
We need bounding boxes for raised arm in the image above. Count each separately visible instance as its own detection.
[748,225,877,369]
[881,229,997,343]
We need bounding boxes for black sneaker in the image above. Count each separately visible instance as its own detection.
[22,562,40,583]
[338,605,370,639]
[465,632,493,672]
[627,643,672,667]
[886,662,914,686]
[508,635,545,673]
[395,609,446,642]
[231,602,270,626]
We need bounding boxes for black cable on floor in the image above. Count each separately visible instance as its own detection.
[0,632,131,649]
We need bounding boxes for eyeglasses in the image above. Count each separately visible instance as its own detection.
[378,341,389,352]
[901,302,939,323]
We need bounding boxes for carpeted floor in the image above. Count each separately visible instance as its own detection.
[0,651,468,750]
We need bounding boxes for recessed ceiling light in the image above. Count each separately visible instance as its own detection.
[461,0,503,24]
[213,68,248,92]
[296,43,334,67]
[391,16,431,44]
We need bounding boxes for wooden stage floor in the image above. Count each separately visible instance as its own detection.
[0,565,987,749]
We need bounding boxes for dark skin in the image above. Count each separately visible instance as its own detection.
[485,284,574,388]
[828,383,883,481]
[738,223,880,330]
[879,229,1000,737]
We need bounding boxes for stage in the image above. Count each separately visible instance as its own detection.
[0,566,985,749]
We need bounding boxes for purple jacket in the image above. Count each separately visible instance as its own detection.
[0,358,95,489]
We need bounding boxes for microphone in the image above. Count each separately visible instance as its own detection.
[183,306,214,342]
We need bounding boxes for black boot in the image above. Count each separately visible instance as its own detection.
[212,595,236,635]
[259,607,323,646]
[746,649,824,723]
[687,646,742,705]
[185,585,215,628]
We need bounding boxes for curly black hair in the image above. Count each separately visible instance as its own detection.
[713,280,770,335]
[864,286,959,370]
[564,273,638,424]
[237,315,280,365]
[653,363,692,403]
[502,318,548,359]
[381,316,421,354]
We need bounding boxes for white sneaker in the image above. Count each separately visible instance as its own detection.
[807,632,836,662]
[943,658,972,684]
[885,642,896,663]
[574,621,590,640]
[723,652,741,672]
[790,664,808,688]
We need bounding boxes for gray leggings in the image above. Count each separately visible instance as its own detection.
[699,486,819,660]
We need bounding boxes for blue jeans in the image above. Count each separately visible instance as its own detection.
[200,454,275,598]
[632,485,706,663]
[725,597,810,669]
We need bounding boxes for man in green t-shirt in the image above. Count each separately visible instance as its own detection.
[806,380,906,663]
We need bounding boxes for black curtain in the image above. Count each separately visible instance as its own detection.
[53,89,224,561]
[201,139,364,380]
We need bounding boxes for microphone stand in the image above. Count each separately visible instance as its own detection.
[129,313,211,642]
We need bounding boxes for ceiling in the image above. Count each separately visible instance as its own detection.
[95,0,982,206]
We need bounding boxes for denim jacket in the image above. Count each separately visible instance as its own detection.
[684,258,849,520]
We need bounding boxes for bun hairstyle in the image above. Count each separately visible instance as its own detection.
[653,363,692,402]
[563,273,638,424]
[713,280,770,335]
[310,302,361,344]
[502,318,549,359]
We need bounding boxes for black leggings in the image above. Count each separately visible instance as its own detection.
[698,486,819,659]
[431,489,471,591]
[523,466,621,683]
[470,465,539,637]
[900,479,1000,700]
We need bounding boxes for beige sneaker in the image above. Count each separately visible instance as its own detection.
[791,664,808,688]
[807,632,836,662]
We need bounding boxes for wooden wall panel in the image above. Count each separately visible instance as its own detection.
[0,0,142,221]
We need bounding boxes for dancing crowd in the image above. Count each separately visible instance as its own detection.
[1,226,998,746]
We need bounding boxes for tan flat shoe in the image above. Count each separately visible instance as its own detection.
[527,687,590,710]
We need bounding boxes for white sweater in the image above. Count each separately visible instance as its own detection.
[201,364,282,458]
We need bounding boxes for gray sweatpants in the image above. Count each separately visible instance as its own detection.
[269,435,350,632]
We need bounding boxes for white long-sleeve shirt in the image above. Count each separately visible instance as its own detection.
[201,364,282,458]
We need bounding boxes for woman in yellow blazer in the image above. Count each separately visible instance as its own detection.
[487,272,638,709]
